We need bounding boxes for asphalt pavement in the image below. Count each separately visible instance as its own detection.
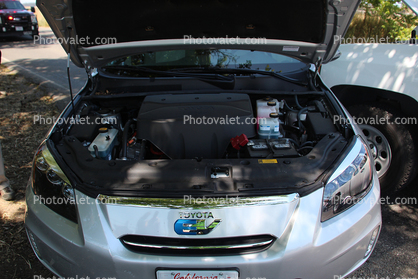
[0,27,87,110]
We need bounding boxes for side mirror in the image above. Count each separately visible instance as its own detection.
[331,49,342,62]
[31,6,36,13]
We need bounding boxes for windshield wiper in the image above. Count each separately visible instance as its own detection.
[101,65,236,89]
[102,65,233,80]
[171,67,309,86]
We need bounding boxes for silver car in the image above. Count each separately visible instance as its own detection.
[25,0,381,278]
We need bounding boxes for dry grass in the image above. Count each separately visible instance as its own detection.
[25,6,49,28]
[35,7,49,28]
[345,12,388,40]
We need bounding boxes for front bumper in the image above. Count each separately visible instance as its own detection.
[0,24,38,37]
[25,175,382,279]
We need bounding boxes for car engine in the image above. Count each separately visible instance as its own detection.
[66,93,337,161]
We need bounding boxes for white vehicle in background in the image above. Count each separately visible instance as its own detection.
[321,3,418,192]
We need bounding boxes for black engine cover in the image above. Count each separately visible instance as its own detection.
[137,93,255,159]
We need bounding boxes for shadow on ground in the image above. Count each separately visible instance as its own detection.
[2,56,87,110]
[350,181,418,278]
[0,65,57,279]
[0,28,57,49]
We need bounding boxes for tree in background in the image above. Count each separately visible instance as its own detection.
[345,0,418,42]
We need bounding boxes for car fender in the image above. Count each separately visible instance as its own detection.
[321,43,418,117]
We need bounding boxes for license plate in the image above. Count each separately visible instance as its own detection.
[15,26,23,31]
[156,270,239,279]
[23,31,32,35]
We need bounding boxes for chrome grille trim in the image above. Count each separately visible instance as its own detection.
[120,234,276,255]
[122,239,274,250]
[97,193,299,209]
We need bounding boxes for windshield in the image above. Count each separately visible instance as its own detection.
[104,49,308,74]
[0,1,25,9]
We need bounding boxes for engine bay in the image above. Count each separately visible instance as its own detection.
[46,90,352,196]
[64,92,338,161]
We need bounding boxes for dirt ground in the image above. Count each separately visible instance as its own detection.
[0,65,56,279]
[0,64,417,279]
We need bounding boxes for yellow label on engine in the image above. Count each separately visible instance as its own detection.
[258,159,278,164]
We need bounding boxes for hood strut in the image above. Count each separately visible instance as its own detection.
[66,53,75,112]
[313,57,323,87]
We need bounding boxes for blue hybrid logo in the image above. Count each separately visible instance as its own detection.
[174,212,221,235]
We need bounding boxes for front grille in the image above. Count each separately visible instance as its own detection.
[6,14,30,24]
[120,234,276,256]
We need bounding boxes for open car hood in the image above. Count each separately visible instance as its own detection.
[37,0,360,68]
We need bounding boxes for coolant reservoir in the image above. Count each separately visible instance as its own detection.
[88,127,118,159]
[258,113,282,139]
[257,98,283,139]
[256,97,281,118]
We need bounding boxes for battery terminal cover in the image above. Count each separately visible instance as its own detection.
[230,134,249,150]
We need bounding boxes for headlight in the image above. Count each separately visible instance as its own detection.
[32,143,77,223]
[31,15,37,23]
[322,136,373,221]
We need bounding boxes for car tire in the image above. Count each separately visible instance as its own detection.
[348,104,417,192]
[32,29,39,38]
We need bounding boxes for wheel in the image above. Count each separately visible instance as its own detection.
[348,104,417,192]
[32,28,39,38]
